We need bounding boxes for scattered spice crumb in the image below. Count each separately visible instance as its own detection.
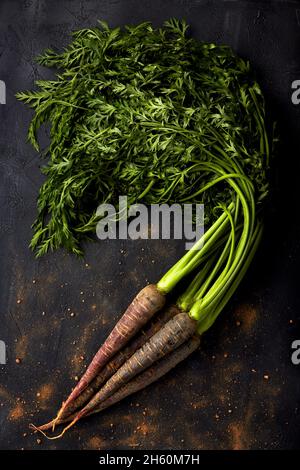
[15,358,21,364]
[16,299,22,304]
[136,423,149,436]
[88,436,103,449]
[263,374,269,380]
[36,439,42,445]
[9,403,24,421]
[36,383,54,404]
[235,304,257,332]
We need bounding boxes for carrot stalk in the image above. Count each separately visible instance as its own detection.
[36,335,200,432]
[54,284,166,427]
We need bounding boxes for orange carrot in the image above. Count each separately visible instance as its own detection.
[55,284,166,424]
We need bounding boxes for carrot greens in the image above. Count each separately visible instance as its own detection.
[17,19,269,256]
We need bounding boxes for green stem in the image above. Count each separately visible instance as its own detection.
[192,205,235,302]
[177,257,215,312]
[137,180,155,200]
[190,185,250,318]
[157,203,233,293]
[196,221,263,333]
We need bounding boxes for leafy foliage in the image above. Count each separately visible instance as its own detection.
[17,19,270,256]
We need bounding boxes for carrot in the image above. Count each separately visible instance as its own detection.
[79,311,197,415]
[54,284,166,425]
[89,335,200,415]
[65,304,178,415]
[36,334,200,432]
[50,311,197,436]
[52,305,179,425]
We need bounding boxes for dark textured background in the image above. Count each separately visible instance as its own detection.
[0,0,300,450]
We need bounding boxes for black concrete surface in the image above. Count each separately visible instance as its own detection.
[0,0,300,450]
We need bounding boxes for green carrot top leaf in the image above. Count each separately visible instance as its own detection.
[17,19,271,256]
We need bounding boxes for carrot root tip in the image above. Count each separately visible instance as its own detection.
[29,418,79,440]
[50,417,79,439]
[30,419,56,432]
[52,406,64,431]
[29,423,51,439]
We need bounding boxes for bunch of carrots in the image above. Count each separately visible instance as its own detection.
[33,145,267,437]
[17,19,273,438]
